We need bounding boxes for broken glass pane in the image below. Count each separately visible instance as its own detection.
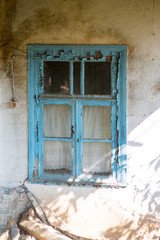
[85,62,111,95]
[44,61,69,94]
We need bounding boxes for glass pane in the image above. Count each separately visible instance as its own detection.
[85,62,111,95]
[73,62,80,94]
[82,142,111,175]
[44,61,69,94]
[83,106,111,139]
[43,104,71,138]
[44,141,71,174]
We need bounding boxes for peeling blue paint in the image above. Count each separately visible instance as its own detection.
[28,45,127,186]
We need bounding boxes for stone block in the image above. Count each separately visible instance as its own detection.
[0,210,9,214]
[9,199,18,210]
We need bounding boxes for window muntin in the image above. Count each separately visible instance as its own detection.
[28,45,127,185]
[73,62,81,95]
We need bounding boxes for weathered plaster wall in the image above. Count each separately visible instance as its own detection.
[0,0,160,239]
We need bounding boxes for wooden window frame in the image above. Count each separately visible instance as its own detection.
[28,45,127,186]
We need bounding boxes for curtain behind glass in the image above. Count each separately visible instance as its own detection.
[83,106,111,139]
[43,104,71,138]
[82,106,112,175]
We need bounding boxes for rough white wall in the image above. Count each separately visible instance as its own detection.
[0,0,160,238]
[0,58,28,186]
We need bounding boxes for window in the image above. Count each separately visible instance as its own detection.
[28,45,127,186]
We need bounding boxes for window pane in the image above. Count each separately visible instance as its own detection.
[82,142,111,175]
[85,62,111,95]
[73,62,80,94]
[44,61,69,94]
[44,141,71,174]
[43,104,71,138]
[83,106,111,139]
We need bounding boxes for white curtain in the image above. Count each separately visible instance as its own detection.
[82,106,111,174]
[43,104,71,138]
[83,142,111,174]
[43,104,71,172]
[43,104,111,174]
[83,106,111,139]
[44,141,71,172]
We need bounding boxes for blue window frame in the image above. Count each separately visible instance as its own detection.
[28,45,127,186]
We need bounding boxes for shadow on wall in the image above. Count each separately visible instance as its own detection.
[1,0,159,238]
[103,156,160,239]
[111,107,160,240]
[26,108,160,239]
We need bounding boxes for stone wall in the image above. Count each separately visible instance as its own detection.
[0,187,30,233]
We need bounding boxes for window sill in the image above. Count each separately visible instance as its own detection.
[26,178,127,188]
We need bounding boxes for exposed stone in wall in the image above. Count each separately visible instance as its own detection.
[0,186,31,233]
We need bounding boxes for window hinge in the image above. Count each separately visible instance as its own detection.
[116,52,120,93]
[39,63,44,87]
[34,95,39,104]
[34,94,40,104]
[71,125,75,138]
[37,121,39,142]
[116,115,118,121]
[112,96,116,100]
[116,130,119,165]
[33,157,39,180]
